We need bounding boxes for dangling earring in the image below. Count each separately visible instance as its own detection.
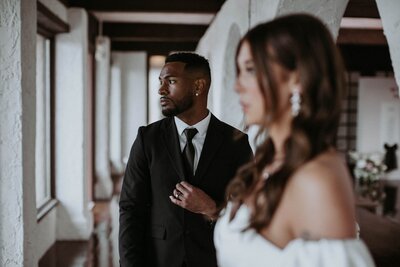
[290,87,301,117]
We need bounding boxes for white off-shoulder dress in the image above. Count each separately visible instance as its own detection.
[214,203,376,267]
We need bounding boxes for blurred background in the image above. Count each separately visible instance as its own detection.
[1,0,399,266]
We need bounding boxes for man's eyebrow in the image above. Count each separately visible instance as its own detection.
[159,75,177,79]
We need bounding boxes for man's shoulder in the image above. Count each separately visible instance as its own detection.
[139,117,171,133]
[211,115,246,137]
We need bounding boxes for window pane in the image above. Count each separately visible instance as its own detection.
[35,34,52,208]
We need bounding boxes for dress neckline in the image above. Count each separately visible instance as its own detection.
[234,204,360,252]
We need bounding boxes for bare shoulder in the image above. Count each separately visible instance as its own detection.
[284,150,356,240]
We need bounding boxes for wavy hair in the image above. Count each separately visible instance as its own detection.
[225,14,346,231]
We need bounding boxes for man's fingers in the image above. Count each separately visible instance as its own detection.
[176,183,190,196]
[170,195,183,206]
[180,181,194,192]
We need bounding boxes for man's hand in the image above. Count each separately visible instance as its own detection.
[169,181,217,220]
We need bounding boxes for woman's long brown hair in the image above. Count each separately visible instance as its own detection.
[225,14,346,232]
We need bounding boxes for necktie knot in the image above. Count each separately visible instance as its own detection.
[184,128,198,142]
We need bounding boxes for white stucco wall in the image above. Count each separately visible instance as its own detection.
[38,0,68,23]
[249,0,281,27]
[112,52,148,162]
[357,77,400,180]
[148,66,164,124]
[197,0,250,127]
[275,0,348,39]
[110,63,125,174]
[55,8,93,240]
[197,0,348,139]
[94,36,113,199]
[376,0,400,92]
[36,209,57,261]
[0,0,37,266]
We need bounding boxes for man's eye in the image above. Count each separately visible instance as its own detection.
[169,80,176,84]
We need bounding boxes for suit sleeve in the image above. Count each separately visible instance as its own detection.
[119,127,151,267]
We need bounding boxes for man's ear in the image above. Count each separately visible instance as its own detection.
[195,78,207,96]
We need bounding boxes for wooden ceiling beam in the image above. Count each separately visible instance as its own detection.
[344,0,380,18]
[338,44,393,73]
[68,0,225,13]
[337,28,387,45]
[103,23,207,42]
[111,41,197,55]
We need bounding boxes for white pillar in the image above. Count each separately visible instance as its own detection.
[94,36,113,199]
[109,62,125,174]
[376,0,400,92]
[113,52,148,162]
[55,8,93,240]
[0,0,37,266]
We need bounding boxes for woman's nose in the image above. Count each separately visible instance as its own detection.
[234,78,242,93]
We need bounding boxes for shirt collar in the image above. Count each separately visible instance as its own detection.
[174,111,211,137]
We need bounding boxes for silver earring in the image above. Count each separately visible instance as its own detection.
[290,88,301,117]
[195,92,199,96]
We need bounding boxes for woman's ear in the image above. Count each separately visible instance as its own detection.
[288,70,301,92]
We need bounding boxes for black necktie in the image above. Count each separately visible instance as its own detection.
[183,128,198,179]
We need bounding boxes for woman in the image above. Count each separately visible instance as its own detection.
[214,14,375,267]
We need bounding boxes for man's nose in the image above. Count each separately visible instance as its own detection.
[158,83,168,96]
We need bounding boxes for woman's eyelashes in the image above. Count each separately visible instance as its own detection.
[245,65,255,74]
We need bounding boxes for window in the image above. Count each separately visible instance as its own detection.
[35,33,53,210]
[35,1,69,218]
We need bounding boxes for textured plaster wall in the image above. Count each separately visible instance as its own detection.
[0,0,37,266]
[36,209,57,261]
[112,52,148,162]
[34,0,68,262]
[249,0,281,27]
[376,0,400,91]
[110,63,125,174]
[38,0,68,23]
[196,0,250,128]
[94,36,113,199]
[275,0,348,39]
[197,0,348,133]
[55,8,93,240]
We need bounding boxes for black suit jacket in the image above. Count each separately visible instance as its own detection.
[119,114,252,267]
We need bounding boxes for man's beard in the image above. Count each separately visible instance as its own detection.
[161,94,194,117]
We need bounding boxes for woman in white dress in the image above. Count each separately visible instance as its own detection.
[214,14,375,267]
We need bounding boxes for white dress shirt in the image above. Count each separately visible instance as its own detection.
[174,111,211,174]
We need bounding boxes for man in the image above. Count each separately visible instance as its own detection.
[119,52,252,267]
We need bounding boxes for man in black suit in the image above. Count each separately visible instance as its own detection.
[119,52,252,267]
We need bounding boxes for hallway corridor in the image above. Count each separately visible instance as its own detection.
[39,199,119,267]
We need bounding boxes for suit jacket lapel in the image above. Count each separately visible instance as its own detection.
[193,115,224,184]
[162,118,186,181]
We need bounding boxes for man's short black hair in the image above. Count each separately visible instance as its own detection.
[165,52,211,84]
